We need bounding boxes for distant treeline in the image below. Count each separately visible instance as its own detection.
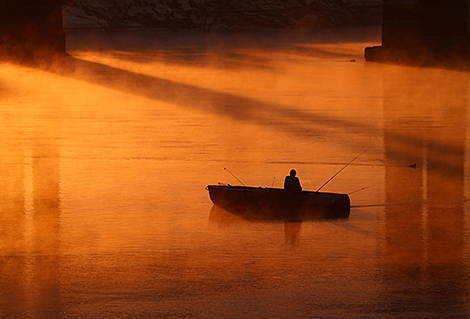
[63,0,382,32]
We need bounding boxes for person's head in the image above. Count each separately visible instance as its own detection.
[290,169,296,177]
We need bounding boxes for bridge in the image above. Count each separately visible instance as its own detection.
[365,0,470,65]
[1,0,469,65]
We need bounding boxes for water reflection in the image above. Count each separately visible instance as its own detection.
[209,205,302,246]
[2,29,470,317]
[380,68,467,314]
[284,221,302,246]
[0,101,61,316]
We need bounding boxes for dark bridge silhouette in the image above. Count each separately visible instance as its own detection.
[365,0,470,65]
[1,1,469,66]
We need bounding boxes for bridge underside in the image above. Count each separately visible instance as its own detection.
[365,0,470,65]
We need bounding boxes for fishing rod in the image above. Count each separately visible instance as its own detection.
[316,147,371,192]
[220,163,245,186]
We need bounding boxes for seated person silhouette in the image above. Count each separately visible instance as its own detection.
[284,169,302,192]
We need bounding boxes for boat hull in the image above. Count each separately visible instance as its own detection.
[207,185,350,220]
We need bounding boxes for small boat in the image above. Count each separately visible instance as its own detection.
[206,184,350,220]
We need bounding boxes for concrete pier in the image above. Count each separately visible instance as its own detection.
[0,0,65,60]
[365,0,470,65]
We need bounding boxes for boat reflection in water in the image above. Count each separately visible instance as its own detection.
[209,205,303,246]
[207,184,350,221]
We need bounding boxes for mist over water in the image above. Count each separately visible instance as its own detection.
[1,28,470,318]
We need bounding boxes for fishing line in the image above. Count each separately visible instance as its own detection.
[352,198,470,208]
[348,185,375,195]
[268,161,416,168]
[220,163,245,186]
